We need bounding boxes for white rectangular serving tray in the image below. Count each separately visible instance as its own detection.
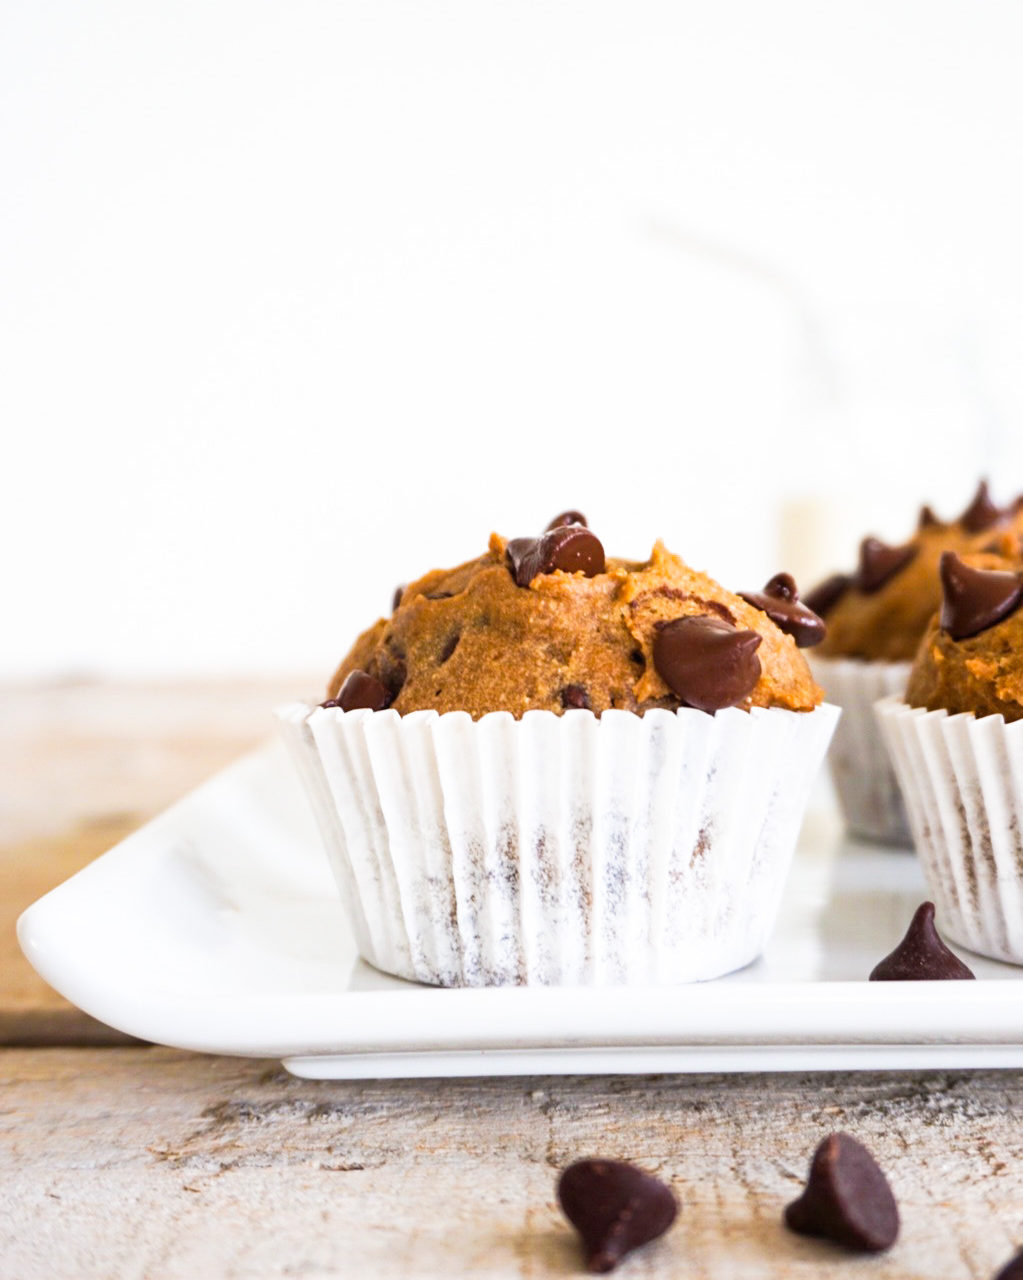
[18,740,1023,1079]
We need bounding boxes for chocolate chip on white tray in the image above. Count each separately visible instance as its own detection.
[869,902,976,981]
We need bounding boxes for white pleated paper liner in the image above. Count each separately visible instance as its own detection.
[876,697,1023,966]
[278,701,839,988]
[809,656,913,847]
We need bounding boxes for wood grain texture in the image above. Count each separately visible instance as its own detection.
[3,1049,1023,1279]
[0,679,316,1042]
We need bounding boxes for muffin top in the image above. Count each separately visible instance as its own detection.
[809,482,1023,663]
[325,512,825,719]
[905,537,1023,722]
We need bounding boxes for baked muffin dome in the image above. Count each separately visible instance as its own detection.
[326,516,823,719]
[906,543,1023,722]
[810,483,1023,663]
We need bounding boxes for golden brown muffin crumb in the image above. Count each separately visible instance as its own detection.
[328,530,822,718]
[906,546,1023,721]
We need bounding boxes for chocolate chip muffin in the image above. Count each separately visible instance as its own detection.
[807,482,1023,846]
[327,518,823,720]
[905,546,1023,721]
[877,544,1023,965]
[811,482,1022,663]
[280,512,839,987]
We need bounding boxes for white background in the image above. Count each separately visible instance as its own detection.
[5,1,1023,681]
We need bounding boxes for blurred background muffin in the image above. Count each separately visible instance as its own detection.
[878,542,1023,964]
[807,483,1023,845]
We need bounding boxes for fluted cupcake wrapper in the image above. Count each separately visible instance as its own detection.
[876,697,1023,966]
[809,656,913,846]
[278,702,839,987]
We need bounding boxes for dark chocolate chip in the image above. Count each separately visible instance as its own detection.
[870,902,975,980]
[652,615,762,713]
[918,504,941,529]
[336,670,393,712]
[960,479,1005,533]
[392,585,405,612]
[376,647,407,699]
[557,1159,677,1274]
[994,1248,1023,1280]
[784,1133,899,1254]
[319,697,340,709]
[939,551,1023,640]
[739,572,826,648]
[560,684,592,710]
[425,591,454,600]
[803,573,852,618]
[439,633,460,664]
[856,536,918,593]
[546,510,588,531]
[506,527,605,587]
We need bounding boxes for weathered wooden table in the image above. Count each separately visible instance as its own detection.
[3,681,1023,1279]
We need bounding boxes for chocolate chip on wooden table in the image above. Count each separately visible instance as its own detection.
[546,510,588,530]
[560,684,591,710]
[869,901,975,980]
[802,573,852,619]
[784,1132,899,1254]
[327,670,393,712]
[652,615,762,713]
[959,478,1006,533]
[558,1159,677,1274]
[939,551,1023,641]
[993,1248,1023,1279]
[506,526,605,587]
[856,536,918,593]
[739,572,826,648]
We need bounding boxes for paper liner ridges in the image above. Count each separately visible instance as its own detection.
[811,657,913,846]
[279,702,839,987]
[877,698,1023,965]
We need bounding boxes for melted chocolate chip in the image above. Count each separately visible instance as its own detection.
[960,479,1005,533]
[939,551,1023,640]
[425,591,454,600]
[392,585,405,612]
[739,572,826,648]
[546,510,588,531]
[803,573,852,619]
[994,1249,1023,1280]
[784,1133,899,1254]
[506,527,605,587]
[560,684,591,710]
[870,902,975,980]
[439,633,460,664]
[918,504,941,529]
[652,615,762,713]
[557,1159,677,1274]
[856,537,918,593]
[336,670,393,712]
[376,646,407,700]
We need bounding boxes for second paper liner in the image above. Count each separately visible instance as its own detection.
[876,697,1023,966]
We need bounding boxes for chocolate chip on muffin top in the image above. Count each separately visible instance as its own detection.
[326,513,823,719]
[906,544,1023,722]
[810,482,1023,662]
